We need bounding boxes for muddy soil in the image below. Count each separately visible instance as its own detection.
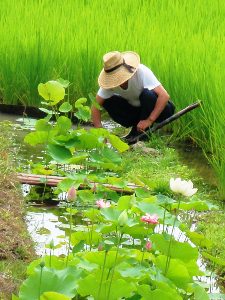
[0,122,35,299]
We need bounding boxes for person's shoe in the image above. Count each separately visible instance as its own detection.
[127,128,151,145]
[122,126,139,142]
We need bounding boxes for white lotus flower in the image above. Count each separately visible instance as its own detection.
[170,178,198,197]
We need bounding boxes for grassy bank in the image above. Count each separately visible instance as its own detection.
[0,122,35,299]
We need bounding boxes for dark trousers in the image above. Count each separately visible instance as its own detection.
[102,89,175,128]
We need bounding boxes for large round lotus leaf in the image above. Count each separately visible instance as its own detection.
[38,81,65,103]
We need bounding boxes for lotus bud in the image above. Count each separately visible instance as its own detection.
[118,210,128,227]
[98,243,104,251]
[145,241,152,251]
[67,186,77,202]
[39,261,45,268]
[49,239,54,249]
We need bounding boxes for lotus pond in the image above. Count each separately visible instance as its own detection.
[0,81,221,299]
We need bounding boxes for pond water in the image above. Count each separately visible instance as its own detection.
[0,112,222,296]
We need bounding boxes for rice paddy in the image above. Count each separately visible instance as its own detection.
[0,0,225,195]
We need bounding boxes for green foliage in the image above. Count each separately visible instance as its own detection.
[19,266,82,300]
[38,81,65,105]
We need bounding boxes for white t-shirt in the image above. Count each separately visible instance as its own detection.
[97,64,161,107]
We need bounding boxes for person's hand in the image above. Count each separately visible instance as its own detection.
[137,119,153,132]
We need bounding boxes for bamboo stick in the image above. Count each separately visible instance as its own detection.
[128,101,202,144]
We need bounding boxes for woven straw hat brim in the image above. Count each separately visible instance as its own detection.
[98,51,140,89]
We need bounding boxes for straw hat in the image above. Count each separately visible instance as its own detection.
[98,51,140,89]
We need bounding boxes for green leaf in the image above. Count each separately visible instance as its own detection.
[151,234,198,262]
[191,283,209,300]
[155,255,191,288]
[137,284,182,300]
[47,144,72,163]
[24,131,53,146]
[35,119,51,131]
[105,177,127,188]
[74,98,87,108]
[19,266,82,300]
[77,273,136,300]
[100,207,121,222]
[117,195,133,210]
[78,190,95,202]
[108,134,129,153]
[172,200,210,211]
[118,210,128,227]
[56,116,72,133]
[59,102,72,113]
[186,231,212,249]
[73,133,101,149]
[135,188,152,198]
[72,240,85,253]
[38,81,65,104]
[101,147,122,164]
[117,262,151,279]
[74,106,91,122]
[39,107,53,114]
[71,231,101,246]
[136,202,165,218]
[56,78,70,88]
[40,292,71,300]
[57,178,81,191]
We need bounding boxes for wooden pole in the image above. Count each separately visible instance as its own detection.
[128,101,201,144]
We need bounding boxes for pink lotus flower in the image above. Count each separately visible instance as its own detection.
[141,213,159,224]
[67,186,77,202]
[96,199,111,208]
[145,241,152,251]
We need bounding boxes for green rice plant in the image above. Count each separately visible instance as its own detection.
[0,0,225,195]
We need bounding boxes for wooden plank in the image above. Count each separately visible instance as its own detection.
[17,173,140,194]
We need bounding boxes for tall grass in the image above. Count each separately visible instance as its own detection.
[0,0,224,197]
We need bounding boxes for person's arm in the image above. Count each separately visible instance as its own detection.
[91,95,105,128]
[137,85,170,131]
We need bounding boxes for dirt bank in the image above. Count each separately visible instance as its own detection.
[0,122,35,299]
